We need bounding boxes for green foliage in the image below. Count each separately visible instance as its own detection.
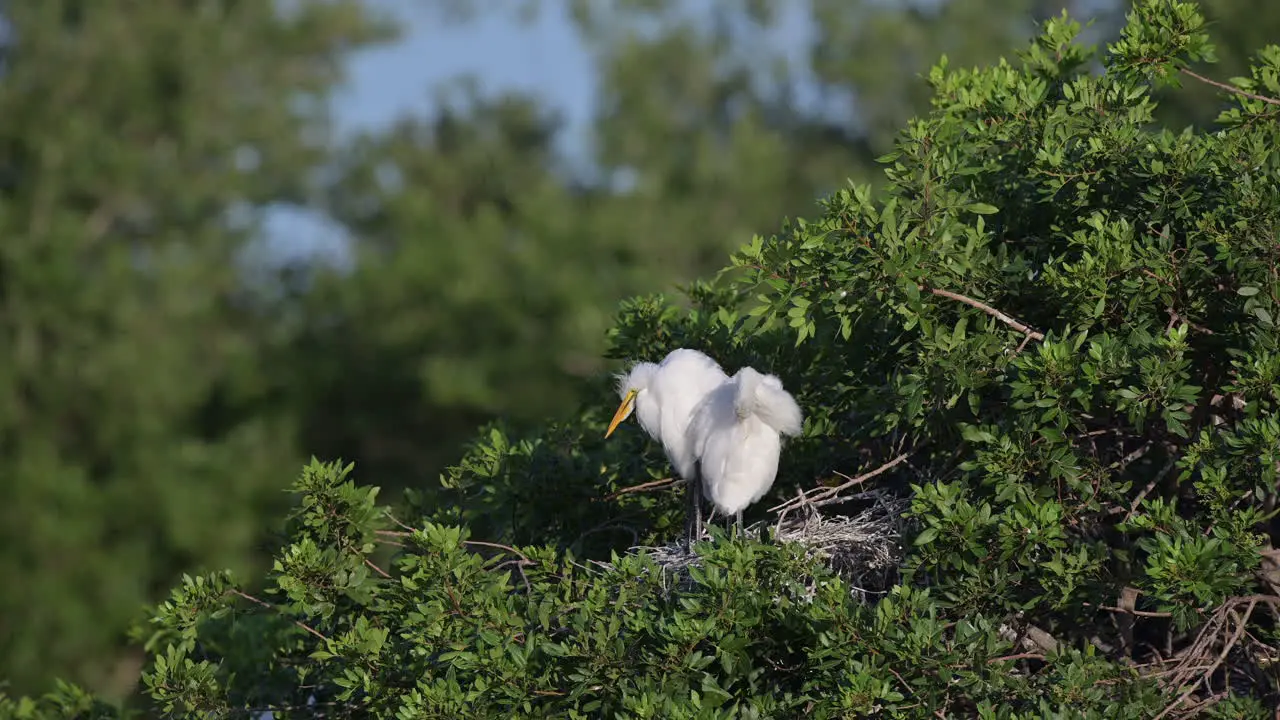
[2,0,1142,696]
[0,462,1186,718]
[0,682,118,720]
[6,1,1280,716]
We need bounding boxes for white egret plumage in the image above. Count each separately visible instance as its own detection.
[687,366,804,531]
[605,348,728,543]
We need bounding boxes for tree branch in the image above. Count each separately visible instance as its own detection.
[1096,605,1173,618]
[770,452,911,513]
[601,477,681,501]
[1154,600,1257,720]
[229,589,328,641]
[921,285,1045,341]
[463,539,532,562]
[988,651,1044,664]
[364,557,392,579]
[1181,67,1280,107]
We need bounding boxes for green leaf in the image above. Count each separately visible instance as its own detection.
[914,527,940,546]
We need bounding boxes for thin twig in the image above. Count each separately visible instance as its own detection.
[1181,67,1280,107]
[1013,333,1035,356]
[364,557,392,579]
[988,652,1045,664]
[464,540,532,562]
[1081,428,1121,439]
[1166,308,1213,335]
[1118,455,1177,522]
[374,527,534,568]
[774,486,817,536]
[1142,268,1176,289]
[495,558,535,593]
[229,589,328,641]
[1177,691,1231,718]
[1093,604,1173,618]
[384,510,415,532]
[601,477,681,501]
[1153,600,1256,720]
[770,453,911,513]
[1109,441,1153,473]
[922,285,1046,341]
[807,489,889,511]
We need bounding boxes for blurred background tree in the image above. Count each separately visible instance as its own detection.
[0,0,392,700]
[1,0,1277,704]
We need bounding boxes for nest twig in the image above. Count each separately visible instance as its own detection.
[770,453,911,515]
[1146,594,1280,720]
[621,492,908,602]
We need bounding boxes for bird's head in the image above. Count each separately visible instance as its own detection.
[605,362,657,438]
[606,388,639,438]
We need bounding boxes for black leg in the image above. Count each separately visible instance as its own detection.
[684,479,703,547]
[697,491,704,542]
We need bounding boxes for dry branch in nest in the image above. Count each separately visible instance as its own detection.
[620,492,908,602]
[1144,594,1280,720]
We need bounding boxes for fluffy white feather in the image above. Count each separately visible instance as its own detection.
[688,366,804,518]
[608,348,728,481]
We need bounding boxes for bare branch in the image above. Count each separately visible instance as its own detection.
[770,452,911,514]
[987,651,1044,664]
[463,539,532,562]
[1093,604,1173,619]
[998,622,1059,655]
[601,477,681,501]
[364,557,392,579]
[384,510,415,532]
[1110,441,1154,473]
[1154,600,1257,720]
[1116,455,1177,523]
[922,285,1046,341]
[229,589,328,641]
[1181,67,1280,107]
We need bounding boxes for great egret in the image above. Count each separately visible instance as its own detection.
[605,348,728,543]
[687,366,803,532]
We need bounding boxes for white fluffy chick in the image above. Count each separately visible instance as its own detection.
[687,366,803,531]
[606,348,729,542]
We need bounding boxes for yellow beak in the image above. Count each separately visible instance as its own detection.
[605,389,638,438]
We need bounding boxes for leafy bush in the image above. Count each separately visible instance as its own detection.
[5,1,1280,717]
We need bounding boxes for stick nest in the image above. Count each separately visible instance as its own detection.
[629,492,909,602]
